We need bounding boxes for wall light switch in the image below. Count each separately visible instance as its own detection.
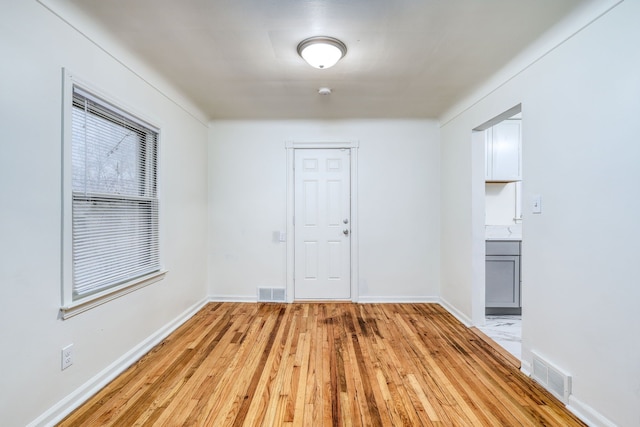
[278,231,286,242]
[532,195,542,214]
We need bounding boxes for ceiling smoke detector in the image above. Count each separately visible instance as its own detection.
[297,36,347,69]
[318,87,332,96]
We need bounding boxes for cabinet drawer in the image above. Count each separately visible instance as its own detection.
[486,240,520,256]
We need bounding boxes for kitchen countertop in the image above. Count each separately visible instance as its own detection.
[486,236,522,241]
[485,225,522,241]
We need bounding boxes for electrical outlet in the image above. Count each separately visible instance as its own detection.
[61,344,74,370]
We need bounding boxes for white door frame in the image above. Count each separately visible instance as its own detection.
[285,140,359,302]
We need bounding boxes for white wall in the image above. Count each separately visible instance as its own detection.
[440,1,640,425]
[208,120,440,301]
[0,2,209,426]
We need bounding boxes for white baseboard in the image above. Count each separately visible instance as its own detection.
[28,298,208,427]
[357,296,440,304]
[209,295,257,302]
[437,297,473,327]
[567,395,617,427]
[210,295,441,304]
[507,345,615,426]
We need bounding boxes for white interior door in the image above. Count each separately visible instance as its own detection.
[294,149,351,300]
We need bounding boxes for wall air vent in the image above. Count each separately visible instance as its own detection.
[531,352,572,404]
[257,287,286,302]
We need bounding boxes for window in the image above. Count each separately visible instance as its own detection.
[61,76,163,318]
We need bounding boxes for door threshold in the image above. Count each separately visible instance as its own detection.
[469,327,521,369]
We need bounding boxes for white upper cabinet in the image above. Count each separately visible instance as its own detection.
[485,119,521,182]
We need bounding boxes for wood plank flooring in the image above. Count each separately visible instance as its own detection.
[58,303,585,426]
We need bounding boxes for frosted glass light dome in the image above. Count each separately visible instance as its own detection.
[297,37,347,69]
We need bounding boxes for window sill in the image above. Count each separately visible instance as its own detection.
[60,270,167,320]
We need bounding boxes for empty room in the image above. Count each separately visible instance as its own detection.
[1,0,639,426]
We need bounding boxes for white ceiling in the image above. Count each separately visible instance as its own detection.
[67,0,588,120]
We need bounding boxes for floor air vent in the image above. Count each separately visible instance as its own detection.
[531,352,572,404]
[257,287,286,302]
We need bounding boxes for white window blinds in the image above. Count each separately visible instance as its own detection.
[71,85,160,300]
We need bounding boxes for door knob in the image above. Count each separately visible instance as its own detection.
[343,218,349,224]
[343,229,349,236]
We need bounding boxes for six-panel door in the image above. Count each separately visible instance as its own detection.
[294,149,351,300]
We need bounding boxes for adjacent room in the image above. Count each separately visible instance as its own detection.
[1,0,638,426]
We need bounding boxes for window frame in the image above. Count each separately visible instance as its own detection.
[61,70,166,319]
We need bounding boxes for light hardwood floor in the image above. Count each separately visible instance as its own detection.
[59,303,585,426]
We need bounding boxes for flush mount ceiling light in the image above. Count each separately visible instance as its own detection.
[297,36,347,69]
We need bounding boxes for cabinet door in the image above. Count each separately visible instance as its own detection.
[485,120,521,182]
[485,255,520,307]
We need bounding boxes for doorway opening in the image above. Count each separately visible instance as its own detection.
[473,105,523,361]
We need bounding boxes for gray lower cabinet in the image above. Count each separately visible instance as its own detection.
[486,240,521,315]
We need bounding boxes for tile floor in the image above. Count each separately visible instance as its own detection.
[478,315,522,360]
